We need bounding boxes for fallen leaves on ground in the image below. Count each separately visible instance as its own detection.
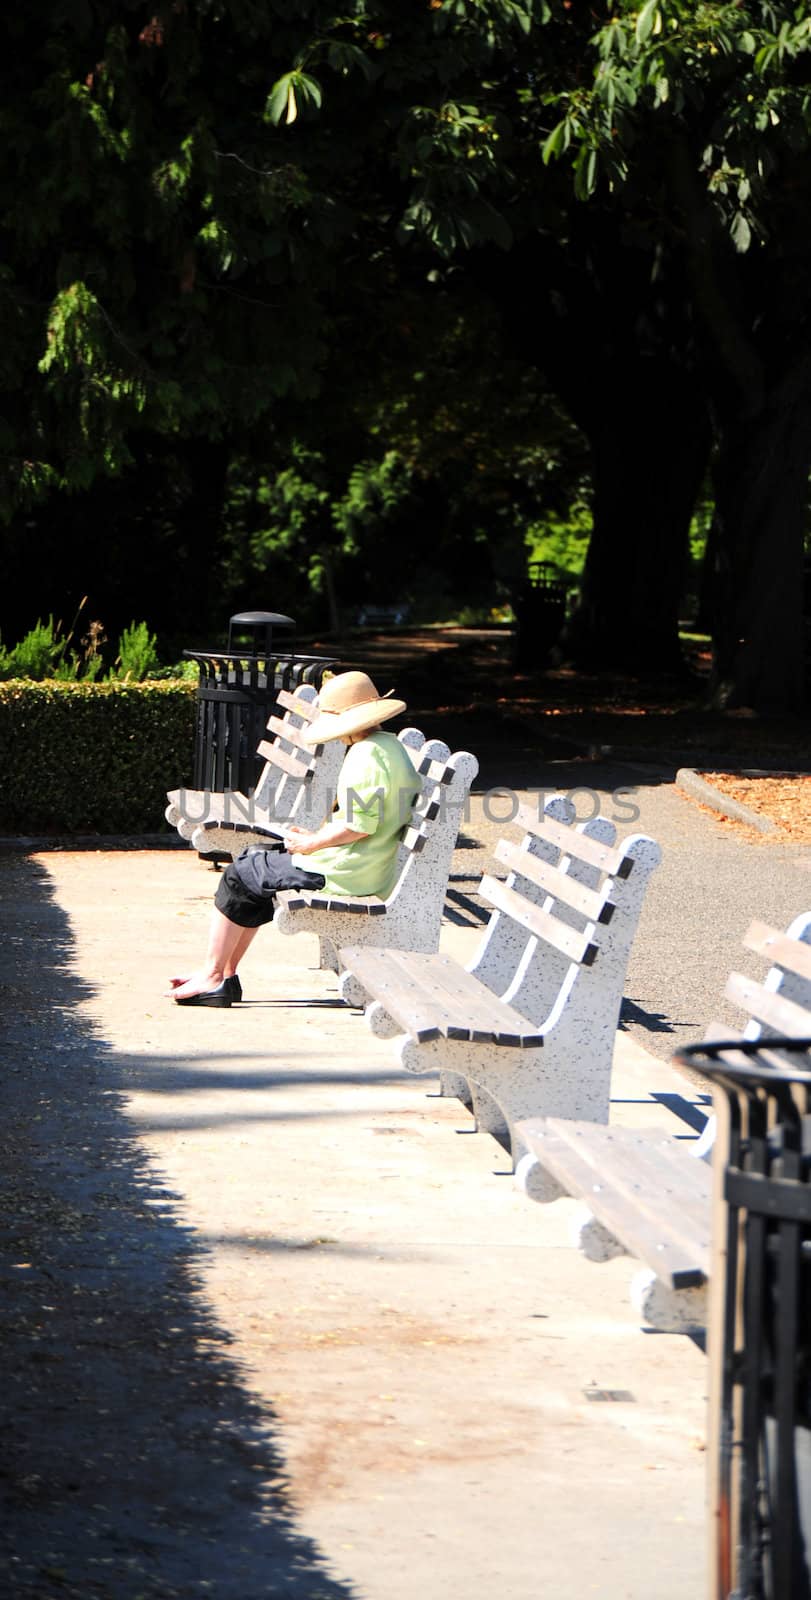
[697,772,811,843]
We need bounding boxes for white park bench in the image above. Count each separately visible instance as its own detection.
[513,910,811,1333]
[338,795,661,1161]
[165,685,345,850]
[274,742,479,973]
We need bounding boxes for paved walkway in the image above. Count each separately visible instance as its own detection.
[1,770,809,1599]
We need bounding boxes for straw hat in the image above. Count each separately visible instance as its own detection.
[303,671,407,746]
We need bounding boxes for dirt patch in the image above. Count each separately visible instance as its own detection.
[693,772,811,843]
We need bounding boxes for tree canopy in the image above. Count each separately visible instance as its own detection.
[1,1,810,708]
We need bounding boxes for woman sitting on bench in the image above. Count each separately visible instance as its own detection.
[168,671,420,1007]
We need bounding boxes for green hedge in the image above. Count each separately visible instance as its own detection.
[0,679,197,834]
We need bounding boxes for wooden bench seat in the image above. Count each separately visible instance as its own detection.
[513,909,811,1332]
[339,795,662,1160]
[515,1119,712,1289]
[515,1118,712,1334]
[340,947,545,1046]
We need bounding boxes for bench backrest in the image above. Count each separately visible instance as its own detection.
[690,912,811,1161]
[712,911,811,1055]
[467,795,662,1030]
[213,685,344,831]
[386,742,479,915]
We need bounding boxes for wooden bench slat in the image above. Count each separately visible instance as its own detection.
[255,739,313,782]
[401,822,428,854]
[479,875,598,966]
[743,920,811,984]
[414,795,441,823]
[264,713,317,753]
[416,754,454,785]
[703,1020,806,1074]
[199,819,284,840]
[276,688,317,720]
[339,948,447,1043]
[395,949,544,1047]
[724,973,811,1038]
[382,950,485,1043]
[341,946,544,1047]
[494,838,615,924]
[516,803,631,877]
[540,1120,713,1241]
[385,950,537,1046]
[518,1118,712,1290]
[284,892,385,916]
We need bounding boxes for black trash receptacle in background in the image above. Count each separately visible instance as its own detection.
[184,611,338,795]
[513,561,569,669]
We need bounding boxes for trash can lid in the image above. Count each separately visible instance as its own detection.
[229,611,295,629]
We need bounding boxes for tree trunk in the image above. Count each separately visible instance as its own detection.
[709,399,811,713]
[564,364,712,673]
[475,235,712,676]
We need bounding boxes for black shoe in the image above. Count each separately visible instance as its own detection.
[170,975,242,1001]
[175,980,232,1008]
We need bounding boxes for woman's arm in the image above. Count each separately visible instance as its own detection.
[283,820,369,855]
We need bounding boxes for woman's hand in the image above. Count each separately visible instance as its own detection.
[285,820,370,854]
[284,824,316,854]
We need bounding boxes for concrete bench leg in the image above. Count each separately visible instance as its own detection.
[570,1205,627,1264]
[630,1270,708,1335]
[513,1152,567,1204]
[439,1071,473,1106]
[398,1036,611,1165]
[469,1081,510,1149]
[339,971,371,1009]
[365,1002,401,1041]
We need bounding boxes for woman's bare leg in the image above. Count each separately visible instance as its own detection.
[225,925,258,976]
[169,912,261,999]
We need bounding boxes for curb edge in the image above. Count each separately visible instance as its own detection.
[675,769,775,834]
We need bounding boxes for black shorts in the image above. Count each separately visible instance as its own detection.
[214,848,326,929]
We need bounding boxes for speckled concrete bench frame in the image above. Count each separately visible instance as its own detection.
[165,684,345,851]
[339,796,662,1164]
[514,910,811,1333]
[274,740,479,973]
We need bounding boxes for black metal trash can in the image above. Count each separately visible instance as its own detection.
[677,1036,811,1600]
[513,561,569,669]
[184,611,338,795]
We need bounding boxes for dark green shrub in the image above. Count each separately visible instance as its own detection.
[113,621,160,681]
[0,680,196,834]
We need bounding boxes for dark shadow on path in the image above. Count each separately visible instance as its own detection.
[0,855,358,1600]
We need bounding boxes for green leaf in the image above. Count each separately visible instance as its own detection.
[635,1,660,46]
[266,74,294,125]
[574,145,598,201]
[730,212,752,253]
[265,70,322,125]
[755,42,778,73]
[542,120,568,164]
[294,72,323,112]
